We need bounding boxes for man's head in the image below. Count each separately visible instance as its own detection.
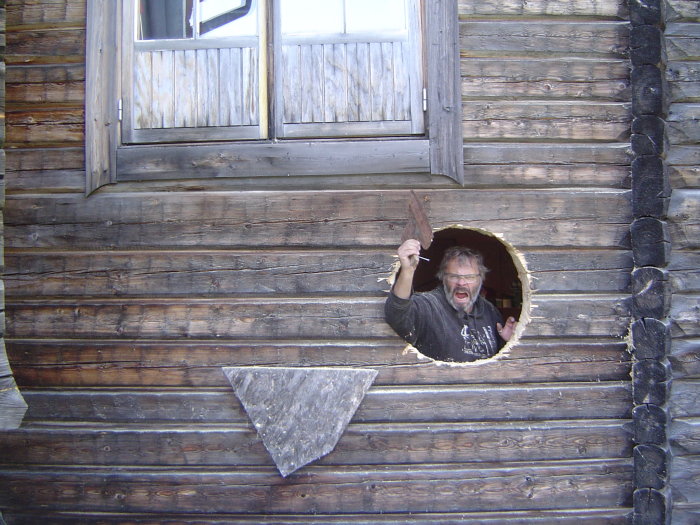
[437,246,488,313]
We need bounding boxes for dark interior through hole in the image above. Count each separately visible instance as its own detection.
[413,228,523,322]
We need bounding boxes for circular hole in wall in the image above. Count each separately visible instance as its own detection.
[407,226,528,358]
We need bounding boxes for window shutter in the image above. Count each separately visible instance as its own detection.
[274,0,424,139]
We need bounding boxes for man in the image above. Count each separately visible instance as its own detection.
[385,239,518,362]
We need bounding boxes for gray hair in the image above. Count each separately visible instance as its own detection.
[437,246,489,281]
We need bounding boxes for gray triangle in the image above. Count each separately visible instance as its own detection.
[222,366,377,477]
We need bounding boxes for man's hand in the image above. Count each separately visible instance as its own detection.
[397,238,422,270]
[497,317,518,341]
[393,239,422,299]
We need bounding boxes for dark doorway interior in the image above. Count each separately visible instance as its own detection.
[412,228,523,322]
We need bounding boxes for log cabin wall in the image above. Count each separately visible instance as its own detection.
[665,0,700,523]
[0,0,642,523]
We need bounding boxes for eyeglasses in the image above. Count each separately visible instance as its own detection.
[444,273,481,284]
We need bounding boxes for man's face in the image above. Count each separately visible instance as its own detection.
[442,257,482,313]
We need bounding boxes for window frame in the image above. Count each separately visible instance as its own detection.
[85,0,463,194]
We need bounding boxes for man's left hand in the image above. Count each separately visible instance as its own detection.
[497,317,518,341]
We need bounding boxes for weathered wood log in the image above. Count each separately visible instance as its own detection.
[5,294,632,340]
[461,101,630,141]
[632,156,670,219]
[0,419,632,467]
[460,21,629,57]
[18,383,632,423]
[0,508,635,525]
[665,0,700,23]
[633,403,668,445]
[668,189,700,250]
[4,190,633,250]
[6,0,85,27]
[5,27,85,65]
[669,417,700,454]
[668,103,700,145]
[6,339,631,387]
[462,58,630,101]
[5,107,84,146]
[632,267,671,319]
[0,459,633,514]
[631,65,665,117]
[665,23,700,61]
[632,359,670,405]
[458,0,628,18]
[4,248,632,297]
[634,444,668,489]
[631,115,666,157]
[671,455,700,505]
[631,318,671,360]
[670,295,700,337]
[629,0,661,25]
[669,380,700,418]
[632,487,671,525]
[5,64,84,104]
[630,25,662,66]
[670,338,700,380]
[631,217,671,267]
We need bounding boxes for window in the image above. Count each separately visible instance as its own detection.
[85,0,462,192]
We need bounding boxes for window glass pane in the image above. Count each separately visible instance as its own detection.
[346,0,406,33]
[200,0,258,38]
[280,0,344,35]
[138,0,193,40]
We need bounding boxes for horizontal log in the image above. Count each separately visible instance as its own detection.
[458,0,627,18]
[671,295,700,337]
[20,383,631,423]
[671,506,700,525]
[462,58,630,101]
[462,101,630,141]
[4,248,632,297]
[670,380,700,418]
[4,190,632,250]
[5,147,84,173]
[669,189,700,249]
[670,338,700,379]
[665,0,700,22]
[668,104,700,145]
[460,21,629,57]
[0,459,633,514]
[464,164,630,188]
[0,508,634,525]
[5,107,84,146]
[5,28,85,65]
[5,294,631,340]
[670,417,700,455]
[665,34,700,62]
[464,142,631,165]
[0,419,632,467]
[6,75,85,105]
[671,455,700,505]
[670,252,700,292]
[6,0,86,28]
[5,169,85,194]
[6,339,631,387]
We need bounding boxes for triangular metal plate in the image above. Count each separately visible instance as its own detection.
[222,366,377,477]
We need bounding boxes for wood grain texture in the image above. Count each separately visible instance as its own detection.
[0,460,633,514]
[0,0,643,520]
[6,339,631,387]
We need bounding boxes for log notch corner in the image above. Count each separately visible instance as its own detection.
[628,0,672,523]
[0,1,28,430]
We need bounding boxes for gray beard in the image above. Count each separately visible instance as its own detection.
[444,282,482,313]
